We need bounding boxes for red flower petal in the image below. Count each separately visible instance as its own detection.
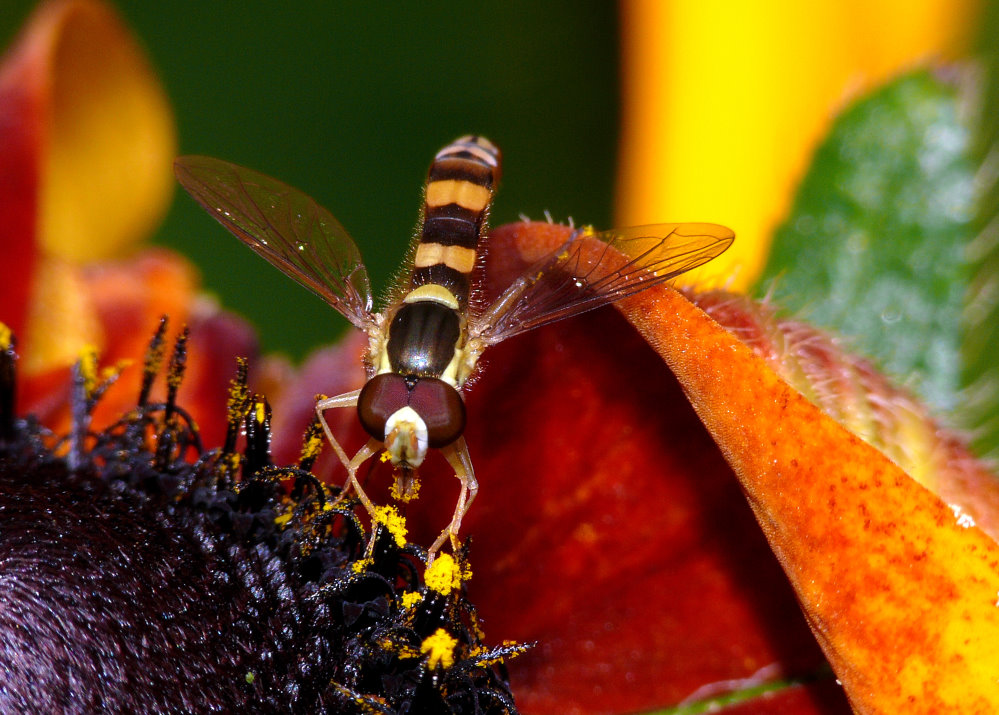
[0,5,45,337]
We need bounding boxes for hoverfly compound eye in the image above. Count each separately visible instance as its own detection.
[358,373,409,441]
[357,374,466,449]
[357,372,465,449]
[408,378,466,448]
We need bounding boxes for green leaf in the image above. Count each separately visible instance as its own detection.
[964,2,999,460]
[756,71,974,418]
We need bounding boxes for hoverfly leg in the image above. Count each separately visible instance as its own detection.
[343,437,388,559]
[345,437,383,515]
[428,437,479,562]
[315,389,378,512]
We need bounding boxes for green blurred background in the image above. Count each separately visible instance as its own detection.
[1,1,619,360]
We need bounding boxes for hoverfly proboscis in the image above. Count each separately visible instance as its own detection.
[174,136,734,559]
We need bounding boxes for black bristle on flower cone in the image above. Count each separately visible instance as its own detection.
[0,326,17,444]
[243,396,272,478]
[138,316,169,409]
[0,321,527,714]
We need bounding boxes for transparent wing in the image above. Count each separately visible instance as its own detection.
[474,223,734,345]
[174,155,373,329]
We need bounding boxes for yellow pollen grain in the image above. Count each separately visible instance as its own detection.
[78,344,99,395]
[217,452,240,480]
[424,553,470,595]
[254,401,266,424]
[425,179,491,211]
[274,512,292,527]
[379,450,392,463]
[0,323,12,350]
[351,558,373,574]
[379,635,419,659]
[97,363,123,388]
[105,359,132,379]
[372,505,408,548]
[390,472,421,502]
[420,628,458,670]
[468,645,503,668]
[401,591,422,609]
[414,243,476,274]
[300,431,323,462]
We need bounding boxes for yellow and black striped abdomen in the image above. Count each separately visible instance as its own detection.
[385,137,499,382]
[410,135,501,309]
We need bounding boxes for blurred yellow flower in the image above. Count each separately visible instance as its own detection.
[617,0,982,289]
[36,0,175,263]
[1,0,252,447]
[1,0,175,375]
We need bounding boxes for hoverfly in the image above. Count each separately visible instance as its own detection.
[174,136,733,557]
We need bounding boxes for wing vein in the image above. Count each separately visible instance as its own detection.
[475,224,733,345]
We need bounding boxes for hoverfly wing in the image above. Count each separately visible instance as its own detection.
[473,223,734,346]
[174,156,374,329]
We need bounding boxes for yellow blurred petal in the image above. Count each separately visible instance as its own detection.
[3,0,176,375]
[22,257,102,375]
[617,0,981,290]
[35,0,175,261]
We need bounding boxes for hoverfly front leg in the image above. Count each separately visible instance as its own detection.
[428,437,479,560]
[316,390,380,517]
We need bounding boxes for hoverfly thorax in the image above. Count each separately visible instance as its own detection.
[174,134,733,557]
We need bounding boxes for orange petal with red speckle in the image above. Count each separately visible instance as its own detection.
[617,261,999,713]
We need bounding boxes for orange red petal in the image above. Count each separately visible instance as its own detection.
[621,259,999,713]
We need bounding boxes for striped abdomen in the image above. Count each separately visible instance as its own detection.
[385,136,501,381]
[411,135,500,309]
